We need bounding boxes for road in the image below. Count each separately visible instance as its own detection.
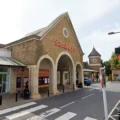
[0,82,120,120]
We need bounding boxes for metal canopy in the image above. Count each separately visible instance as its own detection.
[0,57,25,67]
[83,68,98,72]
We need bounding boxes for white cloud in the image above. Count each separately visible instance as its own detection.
[81,24,120,62]
[0,0,119,45]
[0,0,23,44]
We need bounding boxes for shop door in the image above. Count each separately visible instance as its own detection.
[0,74,9,94]
[63,71,70,85]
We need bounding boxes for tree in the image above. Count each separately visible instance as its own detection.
[104,61,111,75]
[100,59,104,67]
[110,53,120,69]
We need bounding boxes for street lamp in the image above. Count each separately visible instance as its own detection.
[108,31,120,35]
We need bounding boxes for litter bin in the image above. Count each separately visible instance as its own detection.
[23,88,30,100]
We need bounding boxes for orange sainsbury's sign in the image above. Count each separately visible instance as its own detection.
[54,39,75,52]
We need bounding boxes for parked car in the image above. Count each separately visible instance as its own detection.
[84,77,92,86]
[116,74,120,81]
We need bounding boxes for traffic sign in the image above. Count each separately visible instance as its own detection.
[115,48,120,54]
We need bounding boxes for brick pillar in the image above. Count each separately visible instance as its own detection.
[9,68,17,93]
[49,67,59,94]
[28,65,41,99]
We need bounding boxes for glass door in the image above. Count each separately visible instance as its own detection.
[0,74,9,94]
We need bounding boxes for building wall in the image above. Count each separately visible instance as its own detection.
[89,57,101,64]
[5,16,83,67]
[6,39,40,65]
[38,16,83,65]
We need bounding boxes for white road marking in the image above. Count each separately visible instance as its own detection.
[37,108,60,120]
[108,100,120,118]
[109,116,116,120]
[88,87,101,90]
[81,93,94,99]
[26,115,40,120]
[5,105,47,120]
[89,88,95,91]
[55,112,76,120]
[84,117,97,120]
[112,114,119,117]
[0,102,36,115]
[60,101,75,109]
[26,115,48,120]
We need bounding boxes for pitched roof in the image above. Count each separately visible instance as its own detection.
[0,44,4,48]
[88,47,101,57]
[6,12,67,47]
[25,12,67,38]
[5,12,84,55]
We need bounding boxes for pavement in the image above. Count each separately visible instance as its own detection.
[0,81,120,120]
[0,85,75,110]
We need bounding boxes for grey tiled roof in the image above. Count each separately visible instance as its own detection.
[88,47,101,57]
[0,57,25,67]
[25,12,67,38]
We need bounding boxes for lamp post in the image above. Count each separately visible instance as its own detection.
[100,66,108,120]
[108,31,120,35]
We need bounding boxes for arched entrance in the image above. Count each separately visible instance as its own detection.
[37,55,55,96]
[55,52,75,92]
[75,62,83,87]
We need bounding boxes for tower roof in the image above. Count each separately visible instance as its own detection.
[88,47,101,57]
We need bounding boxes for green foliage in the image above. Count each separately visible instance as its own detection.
[100,59,104,67]
[104,61,111,75]
[110,53,120,69]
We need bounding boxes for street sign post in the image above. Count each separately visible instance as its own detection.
[99,67,108,120]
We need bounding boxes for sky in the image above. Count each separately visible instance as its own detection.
[0,0,120,62]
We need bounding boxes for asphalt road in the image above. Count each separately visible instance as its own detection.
[0,82,120,120]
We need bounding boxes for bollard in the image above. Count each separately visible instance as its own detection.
[73,84,75,90]
[118,108,120,120]
[63,85,64,93]
[0,95,2,105]
[16,91,18,102]
[48,90,49,97]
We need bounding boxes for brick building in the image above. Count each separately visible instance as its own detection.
[88,47,101,72]
[83,47,101,81]
[1,12,84,99]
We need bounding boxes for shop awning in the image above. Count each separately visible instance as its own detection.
[0,57,25,67]
[83,68,98,72]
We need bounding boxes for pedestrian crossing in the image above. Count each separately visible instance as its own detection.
[0,102,97,120]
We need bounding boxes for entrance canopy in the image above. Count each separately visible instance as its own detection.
[0,57,25,67]
[83,68,98,72]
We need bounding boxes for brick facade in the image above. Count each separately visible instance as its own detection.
[5,14,83,66]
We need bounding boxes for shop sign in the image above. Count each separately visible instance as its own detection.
[54,39,75,52]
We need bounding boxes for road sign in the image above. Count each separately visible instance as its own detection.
[115,48,120,54]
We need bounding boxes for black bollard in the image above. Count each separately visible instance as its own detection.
[0,95,2,105]
[16,91,18,102]
[48,90,49,97]
[118,108,120,120]
[63,85,64,93]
